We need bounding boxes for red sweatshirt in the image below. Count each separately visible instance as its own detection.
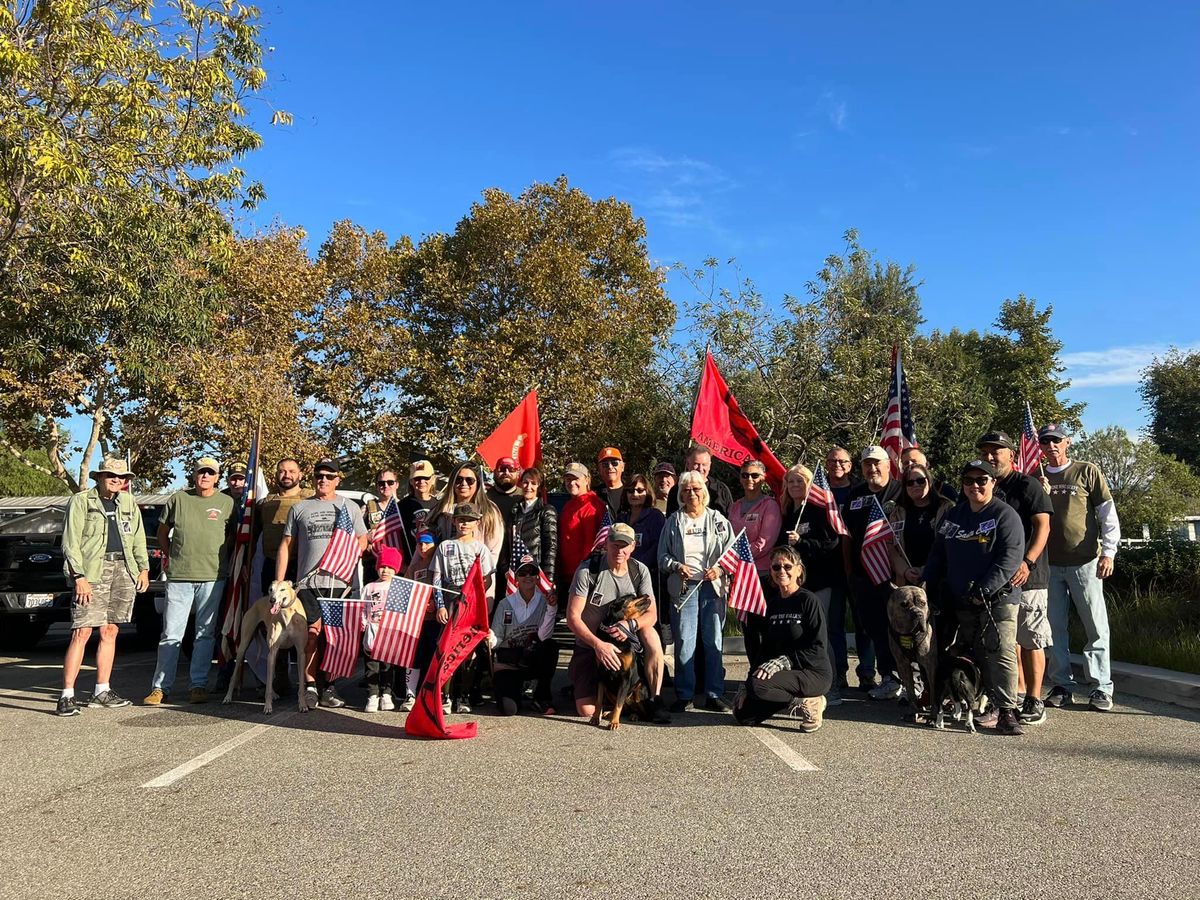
[557,491,606,584]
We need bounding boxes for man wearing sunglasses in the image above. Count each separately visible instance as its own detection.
[146,457,237,706]
[1039,424,1120,712]
[595,447,626,517]
[58,458,150,716]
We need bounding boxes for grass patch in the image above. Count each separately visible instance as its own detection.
[1071,582,1200,675]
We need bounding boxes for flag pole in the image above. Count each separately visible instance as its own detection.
[1027,400,1047,479]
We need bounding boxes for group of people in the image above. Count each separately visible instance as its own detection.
[55,426,1121,740]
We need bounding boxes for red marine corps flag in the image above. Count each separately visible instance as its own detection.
[477,390,542,471]
[690,350,787,495]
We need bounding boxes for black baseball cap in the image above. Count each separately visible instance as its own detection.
[1038,423,1068,440]
[313,458,341,475]
[960,459,997,478]
[976,430,1015,451]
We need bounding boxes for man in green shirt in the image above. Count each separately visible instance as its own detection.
[144,456,236,705]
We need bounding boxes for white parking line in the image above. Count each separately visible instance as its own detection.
[141,713,295,788]
[747,728,819,772]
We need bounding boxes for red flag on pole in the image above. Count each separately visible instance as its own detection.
[690,351,787,495]
[404,559,490,740]
[477,390,542,471]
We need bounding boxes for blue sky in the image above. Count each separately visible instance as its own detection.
[239,1,1200,436]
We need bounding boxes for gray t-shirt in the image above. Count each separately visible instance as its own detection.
[283,498,367,590]
[569,557,655,637]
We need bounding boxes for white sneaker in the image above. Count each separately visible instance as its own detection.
[379,692,395,712]
[364,695,380,713]
[442,697,452,714]
[401,693,416,712]
[869,677,903,701]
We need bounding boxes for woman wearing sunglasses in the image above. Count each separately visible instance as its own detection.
[732,546,832,731]
[428,462,505,590]
[362,467,402,584]
[729,459,781,663]
[888,462,955,588]
[618,473,666,627]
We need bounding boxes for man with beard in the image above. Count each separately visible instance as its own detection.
[595,447,626,516]
[665,446,734,517]
[255,457,312,595]
[487,456,524,578]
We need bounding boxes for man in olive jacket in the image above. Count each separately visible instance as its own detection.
[58,458,150,717]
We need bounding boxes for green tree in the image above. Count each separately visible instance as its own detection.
[1140,349,1200,469]
[0,429,71,496]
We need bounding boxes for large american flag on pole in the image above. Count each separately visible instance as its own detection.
[368,578,433,668]
[880,343,919,479]
[1017,401,1042,476]
[716,529,767,617]
[809,464,849,536]
[319,598,364,680]
[860,496,894,586]
[590,506,613,553]
[505,532,554,596]
[219,426,265,664]
[317,503,361,583]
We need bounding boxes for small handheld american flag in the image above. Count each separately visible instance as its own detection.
[317,503,362,584]
[860,496,894,586]
[716,530,767,617]
[371,496,404,553]
[505,532,554,596]
[809,464,849,536]
[1017,401,1042,476]
[319,599,364,680]
[369,578,433,668]
[590,507,613,553]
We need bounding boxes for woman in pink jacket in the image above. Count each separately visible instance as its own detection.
[728,459,782,664]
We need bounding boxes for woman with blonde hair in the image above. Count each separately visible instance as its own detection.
[427,461,504,577]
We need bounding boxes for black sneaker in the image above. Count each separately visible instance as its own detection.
[1019,696,1047,725]
[304,684,320,708]
[1044,685,1072,708]
[89,690,132,709]
[647,696,672,724]
[704,695,730,713]
[996,707,1025,735]
[669,698,690,714]
[1088,690,1114,712]
[56,695,82,717]
[320,686,346,708]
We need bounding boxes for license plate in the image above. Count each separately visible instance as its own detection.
[20,593,55,608]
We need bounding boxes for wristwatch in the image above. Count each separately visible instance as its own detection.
[1023,556,1036,569]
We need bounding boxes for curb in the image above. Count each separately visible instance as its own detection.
[719,636,1200,711]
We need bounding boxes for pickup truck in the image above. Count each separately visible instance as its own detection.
[0,499,169,650]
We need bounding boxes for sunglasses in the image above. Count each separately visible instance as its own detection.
[770,563,796,572]
[411,476,431,483]
[314,473,339,481]
[740,472,764,480]
[627,486,647,494]
[376,479,397,487]
[1039,436,1063,445]
[105,474,132,481]
[600,459,622,467]
[455,476,476,485]
[962,476,990,487]
[905,477,928,487]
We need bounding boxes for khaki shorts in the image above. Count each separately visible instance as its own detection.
[568,647,600,701]
[71,557,136,629]
[1017,588,1052,650]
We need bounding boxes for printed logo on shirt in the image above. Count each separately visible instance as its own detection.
[938,521,960,538]
[206,508,220,521]
[849,498,865,511]
[445,544,458,556]
[798,523,811,535]
[979,518,997,534]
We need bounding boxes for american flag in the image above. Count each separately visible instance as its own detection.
[370,496,404,554]
[809,464,849,536]
[716,530,767,617]
[880,343,919,479]
[316,503,361,583]
[590,506,613,553]
[1017,401,1042,476]
[319,598,365,680]
[219,428,267,664]
[860,496,894,586]
[369,578,433,668]
[505,532,554,596]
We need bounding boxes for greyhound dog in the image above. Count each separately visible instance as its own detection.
[222,580,311,715]
[886,585,938,722]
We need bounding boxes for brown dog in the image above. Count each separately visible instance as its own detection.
[222,580,310,715]
[590,595,653,731]
[886,585,937,721]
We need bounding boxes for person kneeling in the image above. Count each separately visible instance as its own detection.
[490,558,559,716]
[733,547,833,732]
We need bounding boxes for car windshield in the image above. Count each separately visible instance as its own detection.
[0,507,66,535]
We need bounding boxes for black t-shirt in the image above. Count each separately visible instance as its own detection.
[398,495,437,556]
[994,471,1054,590]
[101,497,123,554]
[842,478,904,575]
[759,585,833,680]
[901,503,939,568]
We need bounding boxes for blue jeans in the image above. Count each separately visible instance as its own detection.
[152,580,225,693]
[823,583,850,685]
[670,582,726,701]
[1047,559,1113,695]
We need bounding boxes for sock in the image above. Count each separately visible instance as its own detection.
[94,682,109,695]
[61,687,75,699]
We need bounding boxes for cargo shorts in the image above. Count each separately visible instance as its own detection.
[71,556,136,629]
[1016,587,1052,650]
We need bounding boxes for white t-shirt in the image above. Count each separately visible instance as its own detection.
[682,513,707,571]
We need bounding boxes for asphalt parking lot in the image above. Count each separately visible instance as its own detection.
[3,625,1199,900]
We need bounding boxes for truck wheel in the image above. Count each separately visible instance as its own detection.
[0,619,51,651]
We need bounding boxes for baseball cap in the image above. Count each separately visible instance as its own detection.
[90,457,134,479]
[861,446,889,463]
[313,458,341,475]
[376,545,402,572]
[194,456,221,474]
[495,456,519,471]
[976,430,1015,451]
[653,462,677,477]
[609,522,637,545]
[1038,423,1068,440]
[515,555,539,575]
[417,531,436,545]
[452,502,482,520]
[596,447,623,463]
[227,462,248,476]
[960,459,997,478]
[409,460,434,480]
[564,462,589,481]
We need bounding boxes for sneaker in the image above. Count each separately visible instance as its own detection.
[364,695,380,713]
[499,697,518,716]
[454,697,471,714]
[799,695,827,733]
[647,696,671,724]
[868,677,903,701]
[189,687,209,704]
[857,675,878,693]
[1019,696,1047,725]
[379,692,395,712]
[669,698,690,714]
[442,697,452,715]
[401,693,416,712]
[704,695,730,713]
[1044,685,1072,708]
[143,688,165,706]
[996,707,1025,735]
[320,686,346,709]
[305,685,320,708]
[825,688,844,707]
[976,708,1000,729]
[56,695,82,717]
[90,689,132,709]
[1088,690,1114,712]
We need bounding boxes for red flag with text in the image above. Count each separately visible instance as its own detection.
[404,559,490,740]
[690,351,787,495]
[477,390,542,471]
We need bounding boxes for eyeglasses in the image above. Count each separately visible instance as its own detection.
[314,473,339,482]
[905,477,928,487]
[770,563,796,572]
[455,476,476,485]
[1039,436,1063,445]
[828,459,852,467]
[962,476,990,487]
[680,487,703,494]
[376,479,397,487]
[740,472,763,480]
